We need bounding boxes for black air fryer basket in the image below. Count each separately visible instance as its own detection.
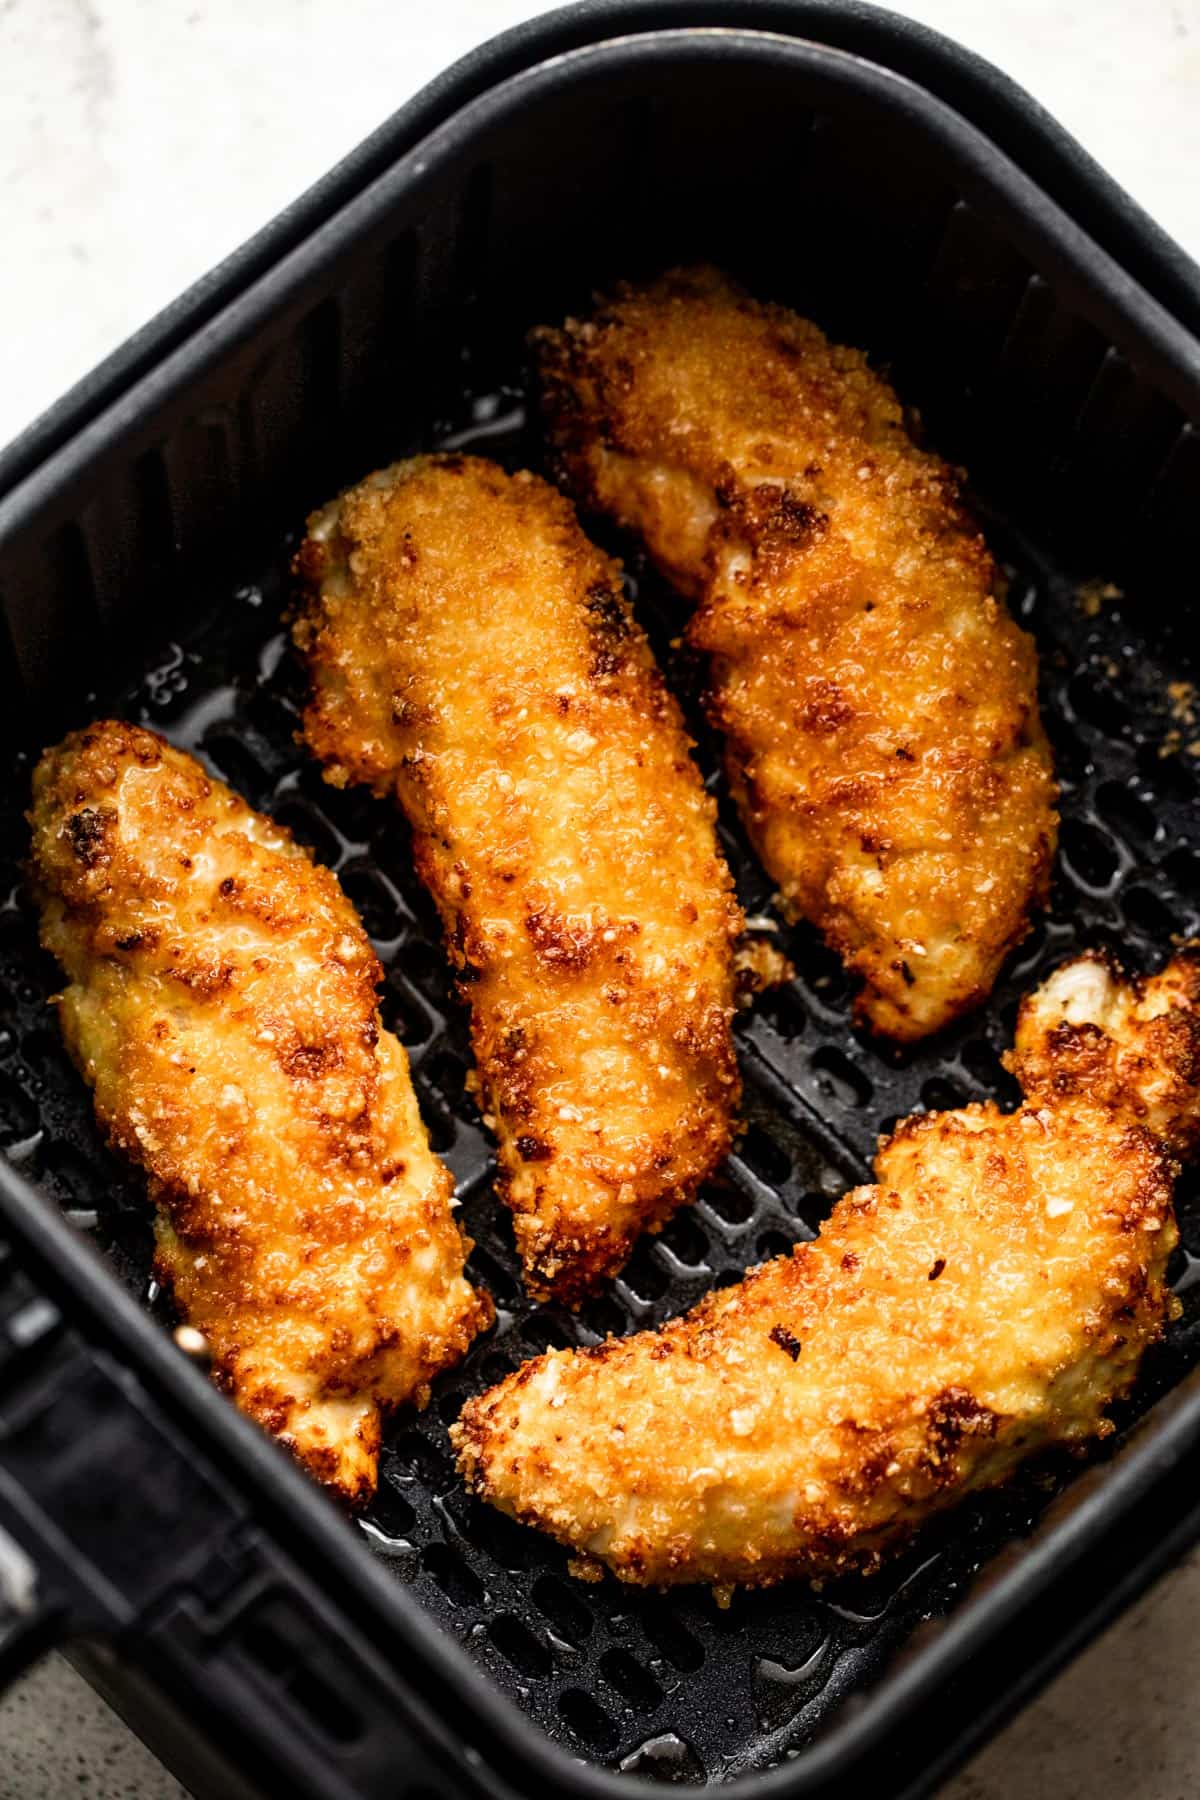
[3,6,1200,1796]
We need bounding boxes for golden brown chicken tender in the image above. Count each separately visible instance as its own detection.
[294,454,742,1302]
[452,949,1200,1589]
[536,267,1058,1040]
[30,721,491,1500]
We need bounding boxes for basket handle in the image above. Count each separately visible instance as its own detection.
[0,1237,487,1799]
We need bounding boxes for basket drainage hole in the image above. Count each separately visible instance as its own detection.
[38,1142,104,1204]
[399,938,453,999]
[468,1246,521,1306]
[1060,817,1121,891]
[340,863,401,939]
[639,1610,704,1672]
[577,1296,626,1342]
[244,682,299,742]
[1164,846,1200,899]
[598,1647,663,1713]
[523,1312,575,1354]
[1095,781,1158,845]
[422,1543,485,1608]
[810,1046,872,1108]
[488,1614,551,1678]
[532,1574,593,1645]
[382,973,435,1049]
[480,1351,516,1385]
[961,1047,1020,1107]
[203,733,270,803]
[16,1027,61,1071]
[1140,744,1197,803]
[372,1479,416,1536]
[737,1124,792,1187]
[702,1180,755,1227]
[394,1430,452,1489]
[757,984,807,1040]
[961,1038,1004,1085]
[794,941,849,1001]
[272,800,342,867]
[1123,886,1180,938]
[410,1085,456,1153]
[0,1078,38,1145]
[620,1241,671,1301]
[423,1049,469,1105]
[558,1688,618,1750]
[1066,672,1130,738]
[658,1213,709,1267]
[921,1077,965,1113]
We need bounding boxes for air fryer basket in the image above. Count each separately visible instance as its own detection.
[2,13,1200,1800]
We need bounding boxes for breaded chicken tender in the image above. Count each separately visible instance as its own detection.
[294,455,741,1302]
[30,722,491,1499]
[452,949,1200,1588]
[536,267,1058,1040]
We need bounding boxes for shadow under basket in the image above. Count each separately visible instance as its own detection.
[2,6,1200,1799]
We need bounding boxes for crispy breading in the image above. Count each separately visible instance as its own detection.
[452,950,1200,1589]
[294,455,742,1302]
[535,267,1059,1040]
[30,721,491,1500]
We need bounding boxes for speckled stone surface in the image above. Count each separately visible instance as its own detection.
[1,2,1199,1796]
[0,1657,186,1799]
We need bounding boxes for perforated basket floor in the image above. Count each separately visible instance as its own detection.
[3,395,1200,1783]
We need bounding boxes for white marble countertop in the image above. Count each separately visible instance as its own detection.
[1,2,1199,1795]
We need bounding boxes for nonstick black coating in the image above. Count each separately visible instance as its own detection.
[5,379,1200,1778]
